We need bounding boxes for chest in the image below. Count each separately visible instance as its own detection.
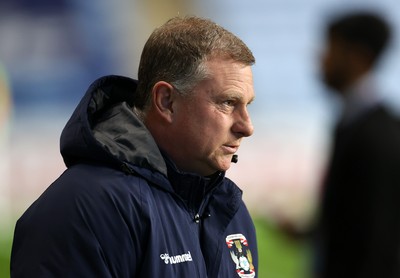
[137,191,257,278]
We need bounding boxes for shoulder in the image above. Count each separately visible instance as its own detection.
[17,163,153,247]
[359,106,400,146]
[43,164,140,206]
[336,105,400,169]
[358,105,400,131]
[342,106,400,146]
[20,163,151,231]
[12,163,149,276]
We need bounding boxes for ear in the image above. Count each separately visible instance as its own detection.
[151,81,175,122]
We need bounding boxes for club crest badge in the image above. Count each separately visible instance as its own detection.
[226,233,256,277]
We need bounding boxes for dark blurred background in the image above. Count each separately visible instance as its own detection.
[1,0,400,277]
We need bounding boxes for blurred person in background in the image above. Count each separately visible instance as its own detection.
[314,9,400,278]
[0,63,11,144]
[0,63,12,236]
[10,16,258,277]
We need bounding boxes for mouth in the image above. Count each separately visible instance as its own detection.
[222,144,239,154]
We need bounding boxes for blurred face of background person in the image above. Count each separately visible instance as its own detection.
[319,34,372,94]
[320,35,354,93]
[319,12,391,95]
[167,58,255,176]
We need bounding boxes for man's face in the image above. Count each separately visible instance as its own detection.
[320,36,354,93]
[169,58,255,176]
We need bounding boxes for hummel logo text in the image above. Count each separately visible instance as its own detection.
[160,251,193,264]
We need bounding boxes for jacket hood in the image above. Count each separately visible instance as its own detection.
[60,75,167,177]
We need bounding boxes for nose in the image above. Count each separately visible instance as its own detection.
[232,107,254,137]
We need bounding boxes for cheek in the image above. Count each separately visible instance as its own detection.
[322,51,334,74]
[181,119,224,153]
[174,105,229,146]
[186,106,223,130]
[172,115,204,147]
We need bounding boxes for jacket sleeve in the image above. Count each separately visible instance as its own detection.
[11,166,145,278]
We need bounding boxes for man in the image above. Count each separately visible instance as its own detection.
[11,16,258,277]
[315,10,400,278]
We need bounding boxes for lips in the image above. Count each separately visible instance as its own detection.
[222,144,239,154]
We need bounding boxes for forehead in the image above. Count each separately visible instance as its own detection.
[200,58,255,100]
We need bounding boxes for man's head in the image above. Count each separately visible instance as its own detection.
[134,16,255,111]
[320,10,392,92]
[135,16,255,176]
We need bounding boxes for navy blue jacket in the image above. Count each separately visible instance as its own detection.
[11,75,258,278]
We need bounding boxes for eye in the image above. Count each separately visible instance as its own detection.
[222,99,236,106]
[216,99,236,113]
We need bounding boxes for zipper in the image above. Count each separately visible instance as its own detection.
[193,193,212,225]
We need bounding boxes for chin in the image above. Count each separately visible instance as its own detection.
[207,158,231,174]
[218,161,232,172]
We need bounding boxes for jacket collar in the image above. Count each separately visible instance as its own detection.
[162,151,224,213]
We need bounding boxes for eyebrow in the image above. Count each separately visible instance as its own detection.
[247,95,255,104]
[223,91,255,104]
